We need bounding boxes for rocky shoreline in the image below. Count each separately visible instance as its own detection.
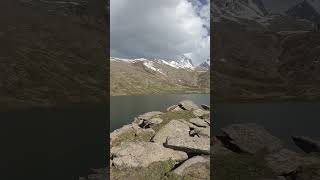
[81,100,320,180]
[109,100,211,179]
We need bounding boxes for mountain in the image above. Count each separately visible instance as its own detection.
[212,0,320,101]
[110,57,209,96]
[0,0,107,108]
[212,0,269,23]
[286,0,320,23]
[196,59,210,71]
[162,54,195,70]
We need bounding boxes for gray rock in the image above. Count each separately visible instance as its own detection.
[151,120,190,145]
[165,136,210,155]
[110,122,155,146]
[111,141,188,168]
[266,148,320,176]
[204,119,210,125]
[292,136,320,153]
[173,156,209,176]
[221,123,283,154]
[190,126,210,138]
[265,149,302,175]
[212,137,232,155]
[193,109,210,118]
[166,104,183,112]
[141,117,163,128]
[178,100,199,111]
[189,118,209,127]
[110,124,134,144]
[138,111,163,120]
[201,104,210,111]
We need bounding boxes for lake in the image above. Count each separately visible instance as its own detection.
[110,94,210,131]
[111,96,319,151]
[0,104,107,180]
[214,101,320,151]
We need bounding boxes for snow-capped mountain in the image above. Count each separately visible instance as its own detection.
[213,0,269,22]
[110,57,209,95]
[162,55,195,70]
[286,0,320,23]
[196,59,210,71]
[111,55,196,70]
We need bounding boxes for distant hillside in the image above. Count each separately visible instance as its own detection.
[0,0,107,108]
[212,0,320,101]
[110,58,209,96]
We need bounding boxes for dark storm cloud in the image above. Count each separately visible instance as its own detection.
[110,0,210,65]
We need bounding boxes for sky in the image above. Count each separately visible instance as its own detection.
[110,0,210,65]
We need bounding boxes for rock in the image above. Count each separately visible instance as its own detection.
[110,122,155,146]
[212,137,232,155]
[265,149,320,176]
[140,117,163,128]
[201,104,210,110]
[294,163,320,180]
[193,109,210,118]
[166,104,183,112]
[110,124,134,143]
[178,100,199,111]
[151,120,190,145]
[190,126,210,138]
[175,157,210,179]
[189,118,209,127]
[111,141,188,168]
[173,156,209,176]
[221,123,283,154]
[292,136,320,153]
[265,149,302,175]
[165,136,210,155]
[138,111,162,119]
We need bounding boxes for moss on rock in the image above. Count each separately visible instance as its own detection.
[110,159,176,180]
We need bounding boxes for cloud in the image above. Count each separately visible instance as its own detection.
[110,0,210,65]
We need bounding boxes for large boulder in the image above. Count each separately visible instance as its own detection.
[178,100,199,111]
[110,124,133,143]
[190,126,210,138]
[212,137,232,156]
[201,104,210,111]
[264,149,303,175]
[220,123,283,154]
[151,120,190,145]
[166,104,183,112]
[173,156,210,176]
[111,141,188,168]
[140,117,163,128]
[134,111,163,124]
[189,118,209,127]
[165,136,210,155]
[193,109,210,119]
[292,136,320,153]
[265,149,320,176]
[110,122,155,146]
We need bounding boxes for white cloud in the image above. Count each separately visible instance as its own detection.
[110,0,210,65]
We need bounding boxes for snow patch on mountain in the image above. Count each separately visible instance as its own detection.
[111,56,196,70]
[143,61,166,76]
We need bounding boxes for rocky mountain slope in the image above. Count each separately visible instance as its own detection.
[0,0,107,108]
[110,57,209,96]
[212,0,320,101]
[287,0,320,23]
